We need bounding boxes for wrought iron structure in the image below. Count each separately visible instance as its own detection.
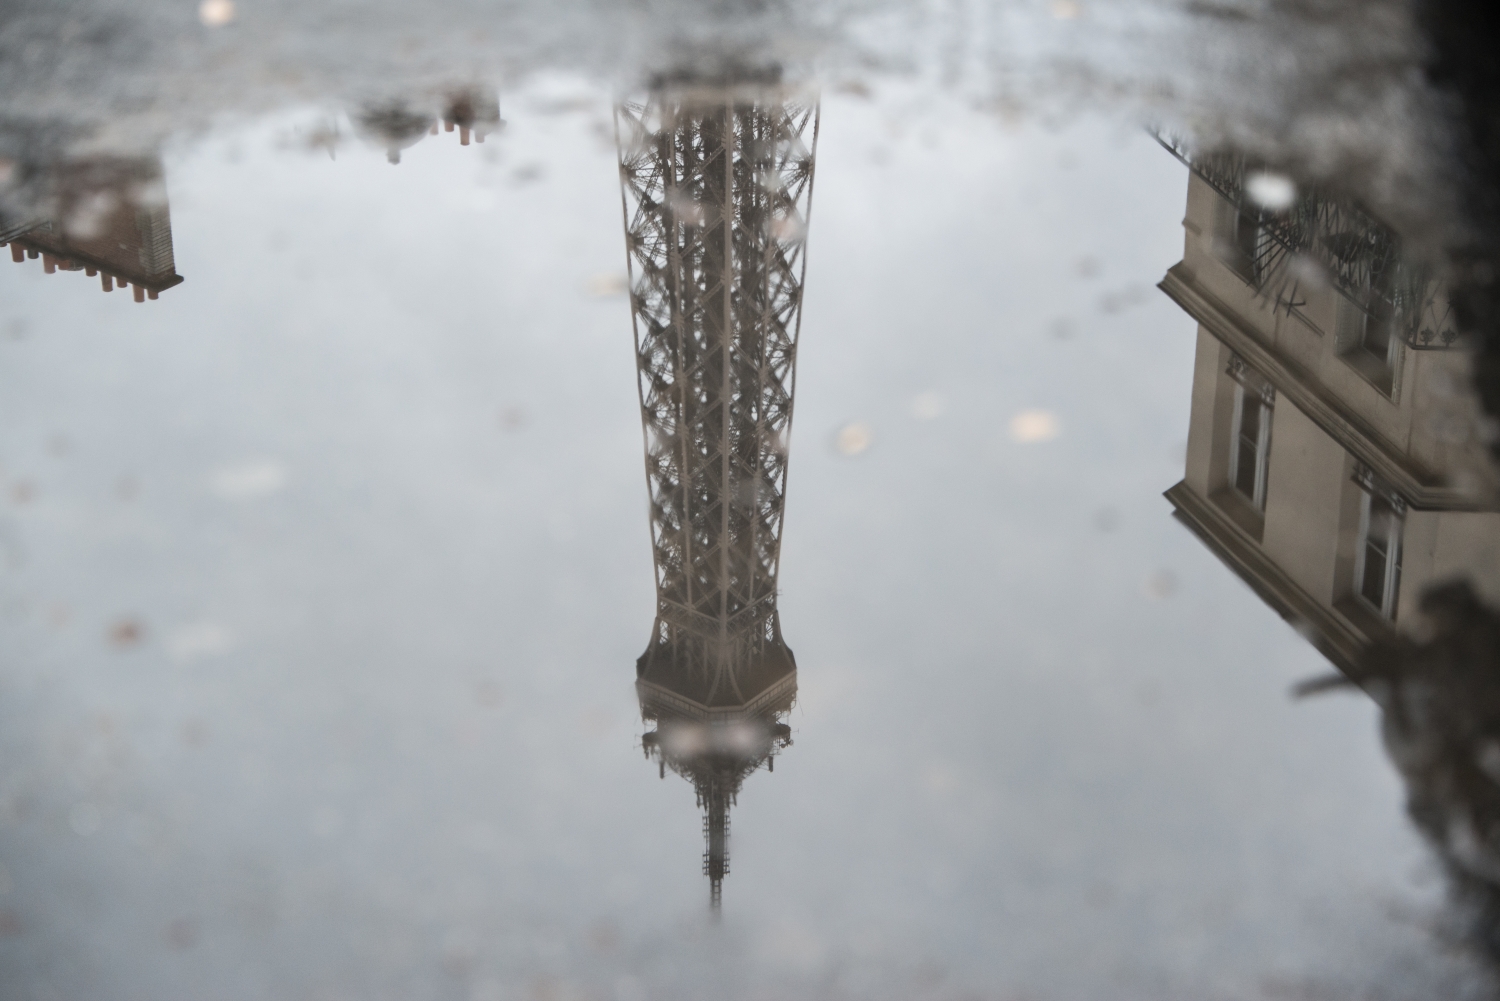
[640,711,794,910]
[1158,135,1459,350]
[617,80,817,909]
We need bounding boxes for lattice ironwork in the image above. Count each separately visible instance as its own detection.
[618,84,818,706]
[619,81,816,911]
[1158,135,1459,350]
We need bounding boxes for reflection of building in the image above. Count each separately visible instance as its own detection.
[1158,143,1500,673]
[1,157,182,302]
[354,89,503,164]
[1162,144,1500,956]
[617,81,818,909]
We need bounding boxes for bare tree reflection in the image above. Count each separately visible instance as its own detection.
[1297,583,1500,962]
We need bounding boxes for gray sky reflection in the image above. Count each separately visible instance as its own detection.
[0,83,1490,1000]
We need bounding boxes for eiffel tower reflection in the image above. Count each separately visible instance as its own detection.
[616,77,818,911]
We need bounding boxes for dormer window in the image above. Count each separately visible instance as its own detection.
[1215,196,1266,285]
[1336,292,1401,397]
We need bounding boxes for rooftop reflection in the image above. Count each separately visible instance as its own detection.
[354,87,504,164]
[1,155,182,301]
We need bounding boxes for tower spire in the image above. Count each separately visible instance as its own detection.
[702,777,729,913]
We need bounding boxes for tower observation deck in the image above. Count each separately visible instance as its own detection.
[616,78,818,910]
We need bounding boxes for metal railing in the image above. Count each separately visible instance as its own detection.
[1158,134,1460,350]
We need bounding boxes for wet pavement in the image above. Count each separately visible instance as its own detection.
[4,2,1500,998]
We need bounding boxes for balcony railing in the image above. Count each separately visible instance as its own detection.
[1158,134,1460,350]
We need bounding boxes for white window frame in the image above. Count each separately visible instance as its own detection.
[1353,298,1400,369]
[1215,196,1264,285]
[1335,291,1405,400]
[1225,355,1274,512]
[1351,467,1405,621]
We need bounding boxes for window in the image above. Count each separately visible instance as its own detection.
[1226,354,1274,512]
[1352,465,1404,620]
[1216,197,1264,284]
[1333,251,1406,397]
[1336,292,1400,392]
[1354,295,1398,369]
[1230,203,1263,282]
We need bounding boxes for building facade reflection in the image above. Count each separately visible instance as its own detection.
[1,156,182,302]
[616,79,818,910]
[1161,144,1500,956]
[1159,143,1500,673]
[354,87,503,164]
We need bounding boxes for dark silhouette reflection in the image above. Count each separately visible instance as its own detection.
[0,155,182,301]
[1160,141,1500,959]
[616,79,818,910]
[1355,582,1500,959]
[354,88,503,164]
